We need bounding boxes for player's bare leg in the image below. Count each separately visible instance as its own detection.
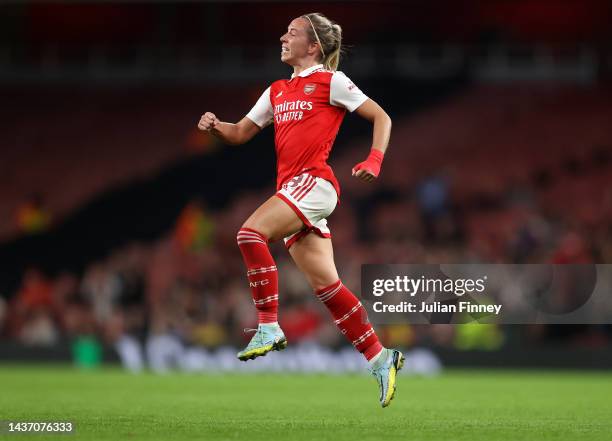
[242,195,305,242]
[287,232,338,290]
[289,233,404,407]
[236,195,304,361]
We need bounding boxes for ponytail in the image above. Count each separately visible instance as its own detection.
[302,13,343,71]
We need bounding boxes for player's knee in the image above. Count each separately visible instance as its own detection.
[240,217,277,242]
[310,275,341,292]
[241,215,262,233]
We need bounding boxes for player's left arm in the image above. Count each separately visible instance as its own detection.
[352,99,392,183]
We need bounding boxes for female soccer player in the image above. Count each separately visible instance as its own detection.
[198,12,402,407]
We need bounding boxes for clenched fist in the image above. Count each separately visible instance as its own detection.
[198,112,220,132]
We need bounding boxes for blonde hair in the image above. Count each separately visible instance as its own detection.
[301,12,343,71]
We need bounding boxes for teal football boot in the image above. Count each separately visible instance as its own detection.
[237,324,287,361]
[369,348,405,407]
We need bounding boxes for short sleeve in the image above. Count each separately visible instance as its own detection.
[329,72,368,112]
[246,86,273,128]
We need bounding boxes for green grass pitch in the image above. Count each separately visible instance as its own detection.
[1,365,611,440]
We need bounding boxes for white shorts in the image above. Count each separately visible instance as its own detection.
[276,173,338,249]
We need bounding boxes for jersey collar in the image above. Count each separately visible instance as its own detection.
[290,64,324,80]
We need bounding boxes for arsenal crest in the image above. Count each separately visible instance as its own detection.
[303,83,316,95]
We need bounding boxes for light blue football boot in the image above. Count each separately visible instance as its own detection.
[368,348,405,407]
[237,324,287,361]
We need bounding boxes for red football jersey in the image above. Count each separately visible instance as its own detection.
[246,64,368,197]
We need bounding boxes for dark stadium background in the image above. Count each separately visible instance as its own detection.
[1,0,611,372]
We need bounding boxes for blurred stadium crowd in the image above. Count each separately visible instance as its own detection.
[1,83,611,370]
[1,1,611,370]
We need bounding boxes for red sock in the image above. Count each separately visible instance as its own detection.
[236,228,278,324]
[315,280,383,361]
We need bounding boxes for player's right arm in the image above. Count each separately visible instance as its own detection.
[198,113,261,145]
[198,86,273,146]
